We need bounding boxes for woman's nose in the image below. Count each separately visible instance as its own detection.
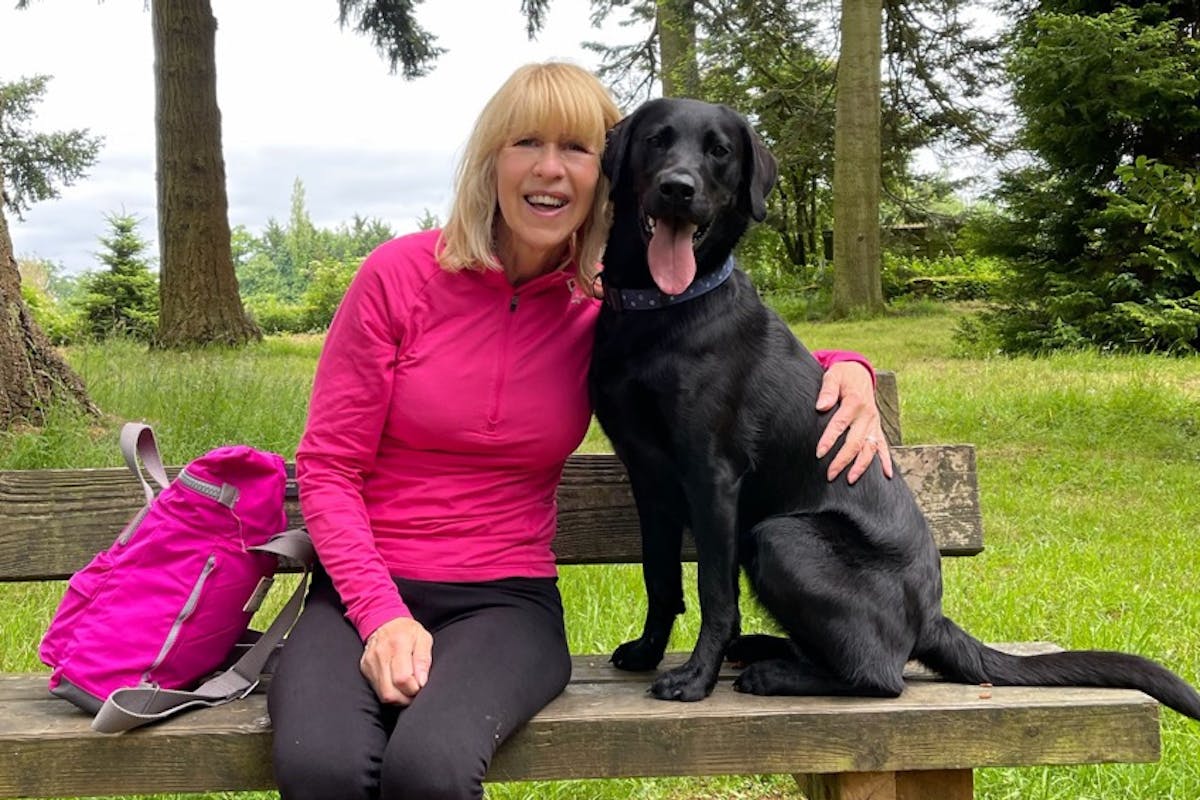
[532,144,567,177]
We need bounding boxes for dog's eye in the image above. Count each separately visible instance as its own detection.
[710,144,731,158]
[647,131,671,149]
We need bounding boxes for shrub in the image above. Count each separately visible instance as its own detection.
[881,253,1004,301]
[301,258,360,330]
[244,296,309,335]
[21,282,82,345]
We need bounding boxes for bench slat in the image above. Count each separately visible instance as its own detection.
[0,444,981,582]
[0,653,1160,798]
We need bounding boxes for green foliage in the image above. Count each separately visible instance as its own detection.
[17,255,85,305]
[976,6,1200,354]
[301,258,361,330]
[336,0,446,79]
[243,257,361,335]
[1103,157,1200,287]
[16,257,86,344]
[19,281,80,345]
[1009,7,1200,177]
[0,75,102,219]
[77,212,159,342]
[734,223,808,292]
[243,296,309,335]
[882,253,1004,301]
[235,178,393,324]
[415,207,441,230]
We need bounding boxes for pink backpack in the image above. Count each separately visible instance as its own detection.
[39,423,312,733]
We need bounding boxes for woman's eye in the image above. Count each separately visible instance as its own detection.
[565,141,592,154]
[514,137,540,147]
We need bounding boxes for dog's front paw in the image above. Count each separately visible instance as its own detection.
[650,662,716,702]
[611,637,665,672]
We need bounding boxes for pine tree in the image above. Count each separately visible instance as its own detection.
[80,213,159,341]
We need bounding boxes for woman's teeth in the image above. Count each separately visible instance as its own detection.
[527,194,566,208]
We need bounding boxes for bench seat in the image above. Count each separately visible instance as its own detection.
[0,646,1162,799]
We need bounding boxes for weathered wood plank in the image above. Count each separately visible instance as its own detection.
[0,444,980,582]
[0,662,1162,797]
[877,370,902,445]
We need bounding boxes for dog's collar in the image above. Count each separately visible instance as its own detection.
[602,256,735,312]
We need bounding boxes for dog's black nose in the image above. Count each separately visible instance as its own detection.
[657,173,696,206]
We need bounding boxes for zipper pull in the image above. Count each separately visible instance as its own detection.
[510,295,520,312]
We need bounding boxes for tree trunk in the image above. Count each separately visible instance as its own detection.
[831,0,885,316]
[152,0,259,348]
[0,175,98,430]
[656,0,700,98]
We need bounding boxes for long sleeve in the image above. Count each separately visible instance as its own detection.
[812,349,876,388]
[296,250,414,641]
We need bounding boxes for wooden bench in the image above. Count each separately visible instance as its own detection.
[0,374,1163,799]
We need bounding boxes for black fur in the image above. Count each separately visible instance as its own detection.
[588,97,1200,719]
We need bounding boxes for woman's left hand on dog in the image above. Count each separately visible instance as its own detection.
[814,361,893,484]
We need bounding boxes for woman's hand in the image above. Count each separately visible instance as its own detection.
[814,361,893,484]
[360,616,433,706]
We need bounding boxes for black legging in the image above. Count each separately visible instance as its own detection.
[268,569,572,800]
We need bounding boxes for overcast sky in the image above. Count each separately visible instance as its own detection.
[1,1,629,273]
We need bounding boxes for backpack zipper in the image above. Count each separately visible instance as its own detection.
[142,554,217,685]
[178,469,239,508]
[118,469,232,547]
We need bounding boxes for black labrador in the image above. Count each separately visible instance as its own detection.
[588,97,1200,719]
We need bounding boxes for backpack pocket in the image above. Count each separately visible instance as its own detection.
[144,541,276,690]
[40,545,120,680]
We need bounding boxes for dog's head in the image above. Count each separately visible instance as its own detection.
[602,98,777,295]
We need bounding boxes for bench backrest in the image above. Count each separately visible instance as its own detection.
[0,373,983,582]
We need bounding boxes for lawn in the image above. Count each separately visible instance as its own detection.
[2,303,1197,799]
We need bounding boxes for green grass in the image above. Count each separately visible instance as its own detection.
[2,304,1199,799]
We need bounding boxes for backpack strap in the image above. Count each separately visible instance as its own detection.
[91,529,315,734]
[119,423,171,504]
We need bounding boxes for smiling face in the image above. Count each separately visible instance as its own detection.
[494,131,600,282]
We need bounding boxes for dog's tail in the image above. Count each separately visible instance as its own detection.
[916,616,1200,721]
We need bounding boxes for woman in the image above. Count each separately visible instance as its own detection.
[269,61,890,800]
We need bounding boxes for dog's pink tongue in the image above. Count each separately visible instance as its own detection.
[647,220,698,295]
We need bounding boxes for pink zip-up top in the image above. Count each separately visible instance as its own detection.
[297,229,873,641]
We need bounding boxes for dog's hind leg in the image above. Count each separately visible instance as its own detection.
[733,653,901,698]
[743,514,910,698]
[725,633,792,666]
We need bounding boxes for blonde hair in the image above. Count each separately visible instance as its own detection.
[438,62,622,284]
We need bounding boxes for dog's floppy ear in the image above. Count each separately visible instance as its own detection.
[602,112,635,200]
[738,120,778,222]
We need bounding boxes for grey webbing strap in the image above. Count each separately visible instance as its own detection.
[119,423,171,504]
[91,529,314,734]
